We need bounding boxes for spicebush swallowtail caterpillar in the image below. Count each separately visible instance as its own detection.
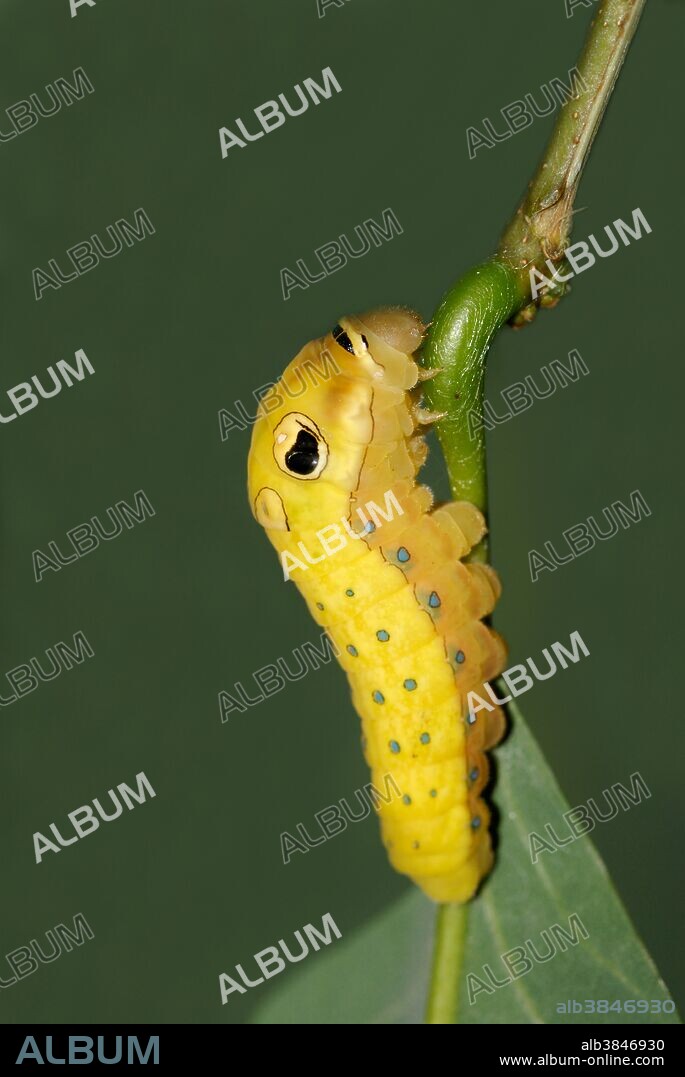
[247,308,506,902]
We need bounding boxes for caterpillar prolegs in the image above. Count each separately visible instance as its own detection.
[247,308,507,903]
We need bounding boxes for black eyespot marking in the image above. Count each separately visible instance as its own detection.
[332,324,355,354]
[361,335,368,348]
[273,412,328,480]
[285,428,320,475]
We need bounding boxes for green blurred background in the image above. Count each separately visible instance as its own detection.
[1,0,681,1024]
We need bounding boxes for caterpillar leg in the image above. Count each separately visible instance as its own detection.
[431,500,487,559]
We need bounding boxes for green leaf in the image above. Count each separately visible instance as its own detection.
[252,701,679,1024]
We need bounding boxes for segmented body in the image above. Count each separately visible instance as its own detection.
[247,309,506,902]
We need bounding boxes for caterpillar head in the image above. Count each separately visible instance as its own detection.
[247,307,424,534]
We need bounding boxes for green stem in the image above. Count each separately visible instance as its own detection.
[499,0,646,293]
[421,261,522,550]
[420,0,645,1030]
[425,903,469,1024]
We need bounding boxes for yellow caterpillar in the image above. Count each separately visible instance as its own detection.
[247,308,507,903]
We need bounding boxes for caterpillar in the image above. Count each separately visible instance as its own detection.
[247,308,507,903]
